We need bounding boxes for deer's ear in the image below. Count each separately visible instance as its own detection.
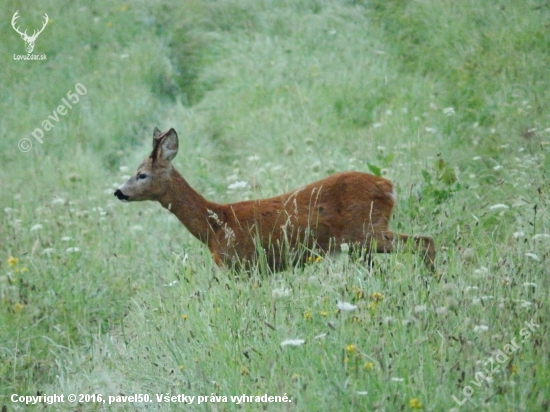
[159,128,178,162]
[153,127,162,146]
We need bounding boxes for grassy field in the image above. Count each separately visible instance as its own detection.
[1,0,549,410]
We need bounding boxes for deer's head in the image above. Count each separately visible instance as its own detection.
[114,128,179,202]
[11,11,49,54]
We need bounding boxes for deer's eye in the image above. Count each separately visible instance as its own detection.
[137,173,148,180]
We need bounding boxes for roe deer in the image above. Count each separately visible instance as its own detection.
[114,128,435,272]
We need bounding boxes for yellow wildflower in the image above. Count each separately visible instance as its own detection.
[7,256,18,267]
[181,314,188,320]
[14,302,24,312]
[370,292,384,302]
[409,398,422,409]
[367,301,378,311]
[352,286,364,299]
[346,344,358,354]
[364,362,374,370]
[304,310,312,320]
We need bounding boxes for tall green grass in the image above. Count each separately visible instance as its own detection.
[1,0,548,410]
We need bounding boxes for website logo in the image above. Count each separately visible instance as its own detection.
[12,10,48,60]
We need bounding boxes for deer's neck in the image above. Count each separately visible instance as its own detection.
[158,168,220,244]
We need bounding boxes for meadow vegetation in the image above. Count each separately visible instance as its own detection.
[1,0,548,410]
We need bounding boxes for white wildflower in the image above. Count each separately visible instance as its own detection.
[519,300,532,308]
[443,107,455,116]
[42,248,55,255]
[272,288,292,298]
[119,166,129,172]
[336,301,357,311]
[228,181,248,190]
[30,224,43,231]
[65,247,80,253]
[131,225,143,231]
[163,280,178,287]
[474,267,489,275]
[247,155,260,162]
[513,231,525,238]
[51,197,65,205]
[436,306,448,316]
[281,339,305,347]
[340,243,350,253]
[391,377,404,382]
[414,305,427,314]
[473,325,489,333]
[489,204,509,210]
[525,253,540,261]
[425,127,437,133]
[356,391,368,396]
[61,236,72,241]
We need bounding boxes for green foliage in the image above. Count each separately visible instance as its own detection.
[1,0,549,411]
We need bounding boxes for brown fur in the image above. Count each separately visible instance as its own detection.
[115,128,435,272]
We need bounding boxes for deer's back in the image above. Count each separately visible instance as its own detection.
[213,171,396,267]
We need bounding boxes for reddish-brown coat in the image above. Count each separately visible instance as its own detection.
[115,128,435,271]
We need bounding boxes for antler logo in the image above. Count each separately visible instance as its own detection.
[11,10,49,54]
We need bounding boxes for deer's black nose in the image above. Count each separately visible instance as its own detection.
[114,189,129,201]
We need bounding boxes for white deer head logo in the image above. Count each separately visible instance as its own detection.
[11,10,49,54]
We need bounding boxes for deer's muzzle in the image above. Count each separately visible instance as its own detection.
[114,189,130,201]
